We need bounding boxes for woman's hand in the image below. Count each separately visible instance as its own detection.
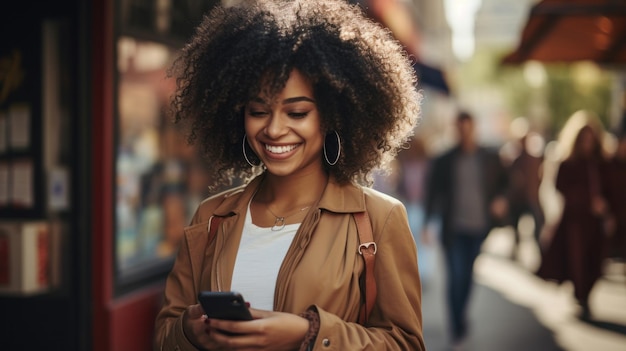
[591,195,608,217]
[205,308,309,351]
[182,304,214,349]
[489,195,509,220]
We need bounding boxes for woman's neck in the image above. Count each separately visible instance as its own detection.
[256,170,328,209]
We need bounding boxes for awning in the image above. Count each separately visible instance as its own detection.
[501,0,626,64]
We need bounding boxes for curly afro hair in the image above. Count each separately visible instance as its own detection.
[168,0,422,187]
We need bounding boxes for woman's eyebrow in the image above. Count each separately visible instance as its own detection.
[282,96,315,104]
[248,96,315,105]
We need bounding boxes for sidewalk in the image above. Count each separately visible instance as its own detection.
[420,223,626,351]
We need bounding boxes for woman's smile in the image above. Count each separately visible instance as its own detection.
[263,143,302,159]
[265,143,301,154]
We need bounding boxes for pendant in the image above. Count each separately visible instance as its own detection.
[272,216,286,231]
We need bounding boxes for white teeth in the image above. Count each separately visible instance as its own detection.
[265,144,298,154]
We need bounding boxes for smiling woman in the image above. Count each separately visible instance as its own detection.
[154,1,425,350]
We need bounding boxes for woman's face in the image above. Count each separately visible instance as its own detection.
[244,69,324,178]
[576,126,596,158]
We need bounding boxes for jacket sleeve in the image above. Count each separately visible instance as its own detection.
[154,218,206,351]
[311,203,425,350]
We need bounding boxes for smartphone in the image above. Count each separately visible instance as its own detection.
[197,291,253,321]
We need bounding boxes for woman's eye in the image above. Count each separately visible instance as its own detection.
[248,110,268,117]
[289,111,309,118]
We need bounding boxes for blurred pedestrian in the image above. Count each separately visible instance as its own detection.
[537,110,611,321]
[422,110,509,347]
[505,118,546,260]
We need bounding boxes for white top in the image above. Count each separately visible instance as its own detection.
[230,201,301,311]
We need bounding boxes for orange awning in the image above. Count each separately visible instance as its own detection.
[502,0,626,64]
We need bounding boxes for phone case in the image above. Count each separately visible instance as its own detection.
[197,291,253,321]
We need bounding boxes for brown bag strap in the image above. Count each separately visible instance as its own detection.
[354,211,377,325]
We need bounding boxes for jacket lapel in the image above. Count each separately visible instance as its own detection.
[318,177,366,214]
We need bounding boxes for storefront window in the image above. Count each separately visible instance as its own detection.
[114,36,212,285]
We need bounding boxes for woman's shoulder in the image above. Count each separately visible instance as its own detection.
[360,186,411,237]
[325,180,403,213]
[191,183,248,222]
[362,186,404,211]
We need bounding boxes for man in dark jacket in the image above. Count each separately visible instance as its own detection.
[422,111,509,347]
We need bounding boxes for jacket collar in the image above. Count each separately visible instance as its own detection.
[211,172,367,217]
[318,176,366,214]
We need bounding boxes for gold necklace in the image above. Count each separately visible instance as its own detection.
[266,204,311,231]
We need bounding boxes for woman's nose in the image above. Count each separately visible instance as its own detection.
[264,114,289,138]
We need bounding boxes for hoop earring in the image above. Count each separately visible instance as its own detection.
[242,134,261,167]
[323,130,341,166]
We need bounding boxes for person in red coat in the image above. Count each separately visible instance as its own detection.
[537,112,611,321]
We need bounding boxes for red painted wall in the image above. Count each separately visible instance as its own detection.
[110,285,164,351]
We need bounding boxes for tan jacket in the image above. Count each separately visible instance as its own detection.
[154,175,425,350]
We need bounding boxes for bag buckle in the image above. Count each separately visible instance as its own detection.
[358,242,377,255]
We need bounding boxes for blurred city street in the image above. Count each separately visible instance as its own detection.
[420,218,626,351]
